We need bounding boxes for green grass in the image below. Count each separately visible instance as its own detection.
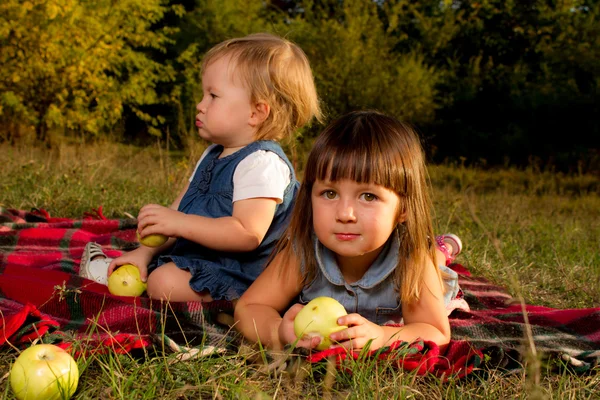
[1,142,599,398]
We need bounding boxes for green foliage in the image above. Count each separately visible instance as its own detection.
[0,0,598,171]
[428,0,600,171]
[281,0,440,125]
[169,0,272,142]
[0,0,179,142]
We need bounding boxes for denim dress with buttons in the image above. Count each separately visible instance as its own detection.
[299,231,461,325]
[151,140,299,301]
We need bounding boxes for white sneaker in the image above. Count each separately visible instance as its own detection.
[79,242,112,285]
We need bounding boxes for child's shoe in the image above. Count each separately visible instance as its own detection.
[79,242,112,285]
[435,233,462,266]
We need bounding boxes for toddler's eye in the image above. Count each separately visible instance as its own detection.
[323,190,337,200]
[210,92,217,99]
[362,193,377,202]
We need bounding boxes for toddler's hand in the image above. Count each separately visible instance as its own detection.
[329,314,386,351]
[279,304,321,349]
[107,248,152,282]
[137,204,185,238]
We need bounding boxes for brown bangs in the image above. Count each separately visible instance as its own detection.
[305,111,411,196]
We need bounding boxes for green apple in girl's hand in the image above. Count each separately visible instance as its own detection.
[108,264,147,297]
[10,344,79,400]
[293,296,348,350]
[136,230,168,247]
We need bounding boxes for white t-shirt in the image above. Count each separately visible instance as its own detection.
[189,144,292,204]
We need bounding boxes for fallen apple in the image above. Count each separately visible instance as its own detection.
[108,264,147,297]
[10,343,79,400]
[137,230,168,248]
[293,296,348,350]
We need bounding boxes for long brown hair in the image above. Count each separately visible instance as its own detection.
[275,110,437,305]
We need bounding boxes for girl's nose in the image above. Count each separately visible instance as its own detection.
[336,201,356,223]
[196,99,206,113]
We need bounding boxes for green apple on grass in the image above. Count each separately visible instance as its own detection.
[10,344,79,400]
[108,264,147,297]
[293,296,348,350]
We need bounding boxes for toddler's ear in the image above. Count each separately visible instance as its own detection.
[397,210,407,224]
[249,101,270,127]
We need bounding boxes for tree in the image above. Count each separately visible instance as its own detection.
[276,0,441,128]
[427,0,600,171]
[167,0,272,142]
[0,0,181,143]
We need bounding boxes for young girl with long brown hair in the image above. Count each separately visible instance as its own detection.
[234,110,466,351]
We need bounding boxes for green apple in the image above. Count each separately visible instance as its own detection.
[136,230,168,248]
[10,343,79,400]
[108,264,147,297]
[293,296,348,350]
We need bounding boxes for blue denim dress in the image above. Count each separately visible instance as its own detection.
[299,232,461,325]
[154,140,299,300]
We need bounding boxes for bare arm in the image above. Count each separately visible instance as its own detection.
[398,258,451,346]
[137,181,190,254]
[332,258,451,351]
[234,249,303,350]
[108,182,190,277]
[137,189,278,253]
[177,197,277,251]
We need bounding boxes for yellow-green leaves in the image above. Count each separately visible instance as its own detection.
[0,0,175,142]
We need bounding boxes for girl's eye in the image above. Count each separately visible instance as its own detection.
[322,190,337,200]
[210,93,217,99]
[362,193,377,202]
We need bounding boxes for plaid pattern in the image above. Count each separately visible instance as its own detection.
[0,207,236,356]
[1,207,598,377]
[307,263,599,376]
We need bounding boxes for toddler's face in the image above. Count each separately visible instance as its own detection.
[311,178,401,276]
[195,56,255,149]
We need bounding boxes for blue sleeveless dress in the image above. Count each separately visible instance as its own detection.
[152,140,299,300]
[299,232,461,325]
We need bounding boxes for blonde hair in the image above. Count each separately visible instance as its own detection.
[275,110,438,305]
[202,33,322,141]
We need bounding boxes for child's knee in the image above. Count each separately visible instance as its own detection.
[145,276,164,300]
[145,263,211,302]
[145,266,175,300]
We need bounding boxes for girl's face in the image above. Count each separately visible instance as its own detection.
[195,56,256,149]
[311,178,402,272]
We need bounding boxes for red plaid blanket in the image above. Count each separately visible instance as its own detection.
[0,207,235,356]
[1,207,598,377]
[307,263,599,375]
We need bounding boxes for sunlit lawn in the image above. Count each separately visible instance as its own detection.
[1,142,598,398]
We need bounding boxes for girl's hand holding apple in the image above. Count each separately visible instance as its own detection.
[137,204,185,239]
[107,264,148,297]
[292,297,348,351]
[107,247,153,281]
[328,314,386,351]
[280,304,321,349]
